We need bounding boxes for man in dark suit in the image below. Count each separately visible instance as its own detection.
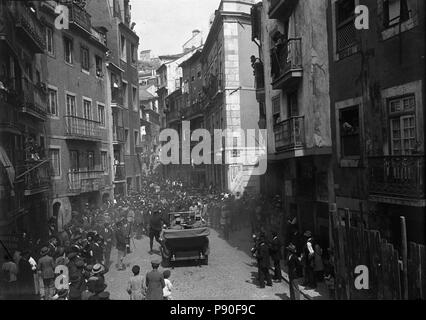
[257,235,272,288]
[270,231,282,282]
[145,260,165,300]
[149,211,163,253]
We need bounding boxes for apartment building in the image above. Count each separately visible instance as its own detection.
[87,0,141,196]
[0,0,50,250]
[327,0,425,245]
[40,0,113,228]
[201,0,260,195]
[252,0,333,242]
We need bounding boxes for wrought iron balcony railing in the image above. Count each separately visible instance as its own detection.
[19,79,48,120]
[17,161,51,196]
[11,2,46,52]
[67,170,105,193]
[274,116,305,152]
[68,1,92,32]
[270,38,302,89]
[64,115,102,140]
[368,155,425,199]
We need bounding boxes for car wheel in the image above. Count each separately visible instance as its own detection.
[204,255,208,265]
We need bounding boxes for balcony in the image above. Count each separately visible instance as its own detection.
[113,164,126,182]
[274,116,305,152]
[111,87,124,107]
[11,2,45,53]
[166,109,182,125]
[270,38,303,90]
[203,73,223,100]
[368,155,425,201]
[182,103,204,120]
[19,79,48,121]
[268,0,298,20]
[15,161,51,196]
[64,115,102,141]
[68,2,92,33]
[67,170,105,193]
[113,125,125,143]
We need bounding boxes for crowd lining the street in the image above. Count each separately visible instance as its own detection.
[1,174,335,300]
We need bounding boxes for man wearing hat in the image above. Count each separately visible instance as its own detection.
[148,211,163,254]
[256,234,273,288]
[114,221,127,270]
[270,231,282,282]
[287,243,302,300]
[37,247,55,300]
[302,230,316,288]
[69,274,85,300]
[99,222,113,268]
[145,260,165,300]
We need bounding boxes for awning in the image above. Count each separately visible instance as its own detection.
[0,146,15,188]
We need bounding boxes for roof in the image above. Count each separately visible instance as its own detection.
[179,49,203,68]
[139,86,156,101]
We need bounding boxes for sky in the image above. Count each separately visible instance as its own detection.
[131,0,221,57]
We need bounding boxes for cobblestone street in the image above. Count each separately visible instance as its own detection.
[105,228,291,300]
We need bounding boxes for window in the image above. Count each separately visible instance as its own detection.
[272,96,281,124]
[389,95,416,155]
[122,82,128,108]
[48,88,58,116]
[49,149,61,176]
[101,151,108,173]
[335,0,358,58]
[70,150,79,171]
[66,94,76,115]
[87,151,95,170]
[64,37,73,64]
[131,43,137,64]
[339,106,360,158]
[287,91,298,118]
[83,99,92,119]
[98,104,105,127]
[232,137,240,158]
[134,131,139,147]
[383,0,410,28]
[81,46,90,72]
[120,35,127,61]
[46,27,54,55]
[125,129,130,154]
[95,55,103,77]
[132,86,138,111]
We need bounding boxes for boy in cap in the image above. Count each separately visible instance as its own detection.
[145,260,165,300]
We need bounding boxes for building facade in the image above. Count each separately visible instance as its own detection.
[202,0,261,195]
[40,0,113,230]
[87,0,141,196]
[253,0,333,244]
[0,0,50,251]
[327,0,425,245]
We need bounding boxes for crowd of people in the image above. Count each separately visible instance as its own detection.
[1,173,335,300]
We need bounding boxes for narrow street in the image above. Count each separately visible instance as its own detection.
[106,227,291,300]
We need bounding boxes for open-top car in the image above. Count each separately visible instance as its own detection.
[160,211,210,267]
